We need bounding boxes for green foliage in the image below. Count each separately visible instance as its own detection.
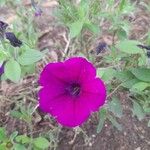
[116,40,143,54]
[11,104,33,123]
[57,0,100,38]
[97,68,116,82]
[97,108,107,133]
[0,128,7,142]
[4,59,21,83]
[132,101,145,121]
[1,0,150,147]
[108,97,123,118]
[108,115,122,131]
[69,21,84,38]
[0,0,44,83]
[18,49,44,65]
[0,127,52,150]
[0,0,6,6]
[33,137,50,150]
[97,97,123,133]
[131,68,150,82]
[131,82,150,92]
[15,135,30,144]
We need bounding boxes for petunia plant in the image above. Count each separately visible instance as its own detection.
[0,17,45,82]
[1,0,150,149]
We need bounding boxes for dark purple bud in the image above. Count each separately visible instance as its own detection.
[147,51,150,58]
[5,32,22,47]
[0,21,8,31]
[137,44,150,58]
[0,61,6,77]
[96,42,107,55]
[137,44,150,50]
[31,0,42,17]
[0,21,8,39]
[35,8,43,17]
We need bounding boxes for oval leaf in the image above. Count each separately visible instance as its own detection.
[33,137,49,149]
[18,49,44,65]
[132,101,145,121]
[5,60,21,83]
[97,108,106,133]
[131,68,150,82]
[116,40,142,54]
[131,82,150,92]
[108,97,123,118]
[108,115,122,131]
[69,21,83,38]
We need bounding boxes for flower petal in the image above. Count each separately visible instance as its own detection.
[39,62,67,86]
[80,78,106,111]
[39,85,65,112]
[82,78,106,94]
[50,96,90,127]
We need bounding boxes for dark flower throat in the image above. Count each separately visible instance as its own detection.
[66,83,81,97]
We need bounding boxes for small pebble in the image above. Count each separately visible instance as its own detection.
[135,147,141,150]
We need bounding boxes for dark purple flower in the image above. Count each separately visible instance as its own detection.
[5,32,22,47]
[96,42,107,55]
[137,44,150,58]
[0,21,8,39]
[137,44,150,50]
[0,62,6,76]
[147,51,150,58]
[38,57,106,127]
[0,21,8,32]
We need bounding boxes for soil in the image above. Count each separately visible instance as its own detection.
[0,0,150,150]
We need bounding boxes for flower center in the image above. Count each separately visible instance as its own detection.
[66,83,81,97]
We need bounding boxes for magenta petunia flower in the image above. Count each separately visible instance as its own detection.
[38,57,106,127]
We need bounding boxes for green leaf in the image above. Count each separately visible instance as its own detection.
[18,49,44,65]
[115,70,134,82]
[33,137,49,149]
[15,135,30,144]
[0,0,6,6]
[108,115,122,131]
[117,29,127,40]
[84,22,100,34]
[11,111,23,119]
[119,0,126,11]
[138,53,147,66]
[0,128,7,142]
[21,64,36,76]
[143,106,150,113]
[97,68,105,78]
[13,144,26,150]
[0,50,8,61]
[131,68,150,82]
[132,101,145,121]
[97,108,106,133]
[131,82,150,92]
[69,21,83,38]
[10,131,18,141]
[98,68,116,82]
[78,0,89,19]
[108,97,123,118]
[0,144,6,150]
[116,40,143,54]
[5,59,21,83]
[121,78,139,89]
[11,110,31,123]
